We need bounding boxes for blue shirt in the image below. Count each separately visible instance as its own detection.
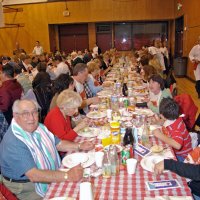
[86,75,102,96]
[0,126,60,180]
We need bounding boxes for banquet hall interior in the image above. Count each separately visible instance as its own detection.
[0,0,200,200]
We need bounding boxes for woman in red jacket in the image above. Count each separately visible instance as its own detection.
[44,89,87,141]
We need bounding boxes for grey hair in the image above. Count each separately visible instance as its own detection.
[12,99,39,113]
[56,89,82,109]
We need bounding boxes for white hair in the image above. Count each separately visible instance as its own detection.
[12,99,39,113]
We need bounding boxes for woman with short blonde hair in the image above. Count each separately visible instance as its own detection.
[44,89,86,141]
[56,89,82,109]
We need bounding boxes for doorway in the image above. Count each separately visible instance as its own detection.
[175,16,184,57]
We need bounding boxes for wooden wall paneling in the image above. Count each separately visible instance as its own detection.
[175,0,200,80]
[0,0,175,56]
[88,23,96,51]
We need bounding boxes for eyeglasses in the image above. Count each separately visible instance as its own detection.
[16,110,38,118]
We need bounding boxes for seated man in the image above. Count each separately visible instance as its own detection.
[0,64,23,124]
[0,99,94,200]
[72,63,99,114]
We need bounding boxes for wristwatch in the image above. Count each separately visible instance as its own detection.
[64,172,68,180]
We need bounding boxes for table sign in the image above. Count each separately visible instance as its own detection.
[146,179,181,191]
[134,144,151,157]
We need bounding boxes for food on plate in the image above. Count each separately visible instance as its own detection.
[127,105,135,112]
[82,127,89,132]
[150,145,163,153]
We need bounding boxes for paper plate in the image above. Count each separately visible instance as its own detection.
[62,152,95,169]
[97,90,112,97]
[150,145,164,153]
[140,155,164,172]
[77,127,99,138]
[86,111,107,119]
[134,108,154,117]
[62,153,88,168]
[133,91,148,96]
[132,85,146,90]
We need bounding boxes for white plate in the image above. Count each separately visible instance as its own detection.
[77,127,99,138]
[86,111,107,119]
[134,108,154,117]
[140,155,164,172]
[62,152,95,169]
[150,124,162,131]
[133,85,146,90]
[104,144,123,153]
[133,91,148,96]
[49,197,75,200]
[62,153,88,168]
[97,90,112,97]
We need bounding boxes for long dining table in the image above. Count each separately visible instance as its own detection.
[44,134,193,200]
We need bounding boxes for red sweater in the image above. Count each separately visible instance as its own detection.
[44,106,77,141]
[174,94,198,130]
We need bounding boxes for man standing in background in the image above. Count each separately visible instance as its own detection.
[189,36,200,98]
[32,41,43,56]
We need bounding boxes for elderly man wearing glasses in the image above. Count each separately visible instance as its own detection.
[0,99,94,200]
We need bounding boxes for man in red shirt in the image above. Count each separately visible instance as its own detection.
[0,64,23,124]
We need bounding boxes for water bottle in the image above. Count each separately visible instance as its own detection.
[109,145,120,176]
[102,150,111,178]
[141,117,150,147]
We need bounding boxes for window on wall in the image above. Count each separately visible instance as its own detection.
[96,21,168,51]
[132,22,168,50]
[114,23,132,51]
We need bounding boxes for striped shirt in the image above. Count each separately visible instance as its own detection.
[165,117,192,158]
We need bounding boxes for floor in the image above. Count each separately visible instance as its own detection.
[176,77,200,111]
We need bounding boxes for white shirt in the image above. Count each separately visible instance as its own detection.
[160,47,169,59]
[189,44,200,80]
[54,62,70,78]
[148,46,166,70]
[32,46,43,55]
[93,46,98,55]
[149,90,162,107]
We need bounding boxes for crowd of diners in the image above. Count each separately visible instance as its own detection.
[0,38,199,200]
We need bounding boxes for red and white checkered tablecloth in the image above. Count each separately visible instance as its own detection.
[44,136,193,200]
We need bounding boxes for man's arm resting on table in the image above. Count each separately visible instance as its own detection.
[25,165,83,183]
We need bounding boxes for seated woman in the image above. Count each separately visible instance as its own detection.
[50,73,74,110]
[86,61,103,96]
[32,62,51,89]
[147,74,172,113]
[140,64,158,83]
[44,89,86,141]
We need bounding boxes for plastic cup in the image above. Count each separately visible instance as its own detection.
[126,158,137,175]
[95,151,104,168]
[79,182,94,200]
[106,109,112,119]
